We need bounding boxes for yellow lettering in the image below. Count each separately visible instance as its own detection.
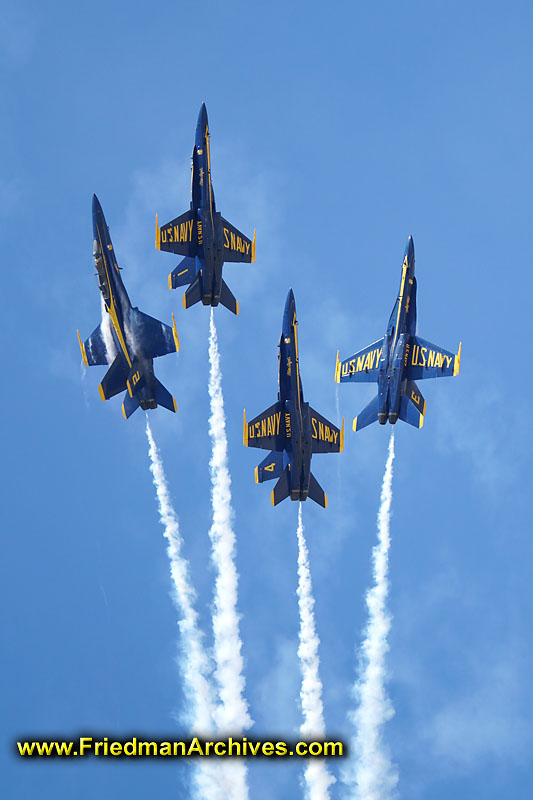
[276,411,281,435]
[180,222,187,242]
[245,241,250,254]
[224,228,230,247]
[311,417,318,438]
[261,419,266,437]
[412,345,418,365]
[427,350,435,368]
[161,229,167,243]
[231,232,236,250]
[420,347,427,367]
[342,362,349,376]
[188,219,193,241]
[265,463,275,472]
[445,355,452,368]
[319,422,324,440]
[356,355,365,372]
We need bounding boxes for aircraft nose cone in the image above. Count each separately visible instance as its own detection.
[404,235,415,271]
[198,102,208,129]
[284,288,296,315]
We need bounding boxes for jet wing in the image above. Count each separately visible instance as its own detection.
[336,338,384,383]
[220,217,256,263]
[77,324,108,367]
[156,209,197,256]
[308,407,344,454]
[129,309,180,359]
[406,336,461,380]
[243,402,285,450]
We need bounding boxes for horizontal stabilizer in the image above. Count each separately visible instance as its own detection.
[255,451,284,483]
[183,274,203,309]
[353,394,379,432]
[220,217,256,263]
[308,472,327,509]
[153,378,177,413]
[399,392,424,428]
[337,338,384,383]
[169,257,196,289]
[128,308,179,358]
[406,336,461,380]
[156,209,197,256]
[309,407,344,453]
[220,278,239,315]
[122,392,140,419]
[405,380,426,417]
[99,352,129,401]
[271,466,291,506]
[244,402,285,451]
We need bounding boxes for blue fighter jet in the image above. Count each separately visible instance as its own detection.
[77,195,180,419]
[244,290,344,507]
[335,236,461,431]
[155,103,256,314]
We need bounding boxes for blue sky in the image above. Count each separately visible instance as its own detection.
[2,0,533,797]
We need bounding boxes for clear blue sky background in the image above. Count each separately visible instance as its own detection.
[2,1,532,797]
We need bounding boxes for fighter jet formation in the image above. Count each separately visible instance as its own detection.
[243,290,343,507]
[78,105,462,506]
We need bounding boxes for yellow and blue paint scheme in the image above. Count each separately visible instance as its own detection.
[77,194,179,419]
[336,236,461,431]
[244,289,343,508]
[155,103,256,315]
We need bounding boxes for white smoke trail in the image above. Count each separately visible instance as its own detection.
[296,504,336,799]
[207,310,251,797]
[145,420,220,799]
[345,432,398,800]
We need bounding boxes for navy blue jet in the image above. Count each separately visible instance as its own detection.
[244,290,343,507]
[336,236,461,431]
[155,103,256,314]
[77,194,180,419]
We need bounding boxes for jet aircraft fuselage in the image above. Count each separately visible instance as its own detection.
[244,290,343,507]
[336,236,461,431]
[78,195,179,418]
[156,104,255,315]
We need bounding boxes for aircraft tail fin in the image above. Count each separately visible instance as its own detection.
[308,472,327,508]
[153,378,178,413]
[169,257,196,290]
[183,274,203,309]
[220,279,239,315]
[255,451,284,483]
[399,382,425,428]
[353,394,379,432]
[271,466,291,506]
[98,352,129,401]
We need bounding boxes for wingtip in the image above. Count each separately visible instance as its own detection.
[122,402,127,419]
[182,293,187,309]
[251,229,256,263]
[454,341,462,376]
[171,312,180,352]
[155,213,161,250]
[235,300,240,316]
[77,330,89,367]
[352,416,357,432]
[98,384,106,402]
[254,466,259,484]
[168,273,173,291]
[271,489,275,507]
[172,396,178,413]
[340,417,345,452]
[243,409,248,446]
[324,493,328,509]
